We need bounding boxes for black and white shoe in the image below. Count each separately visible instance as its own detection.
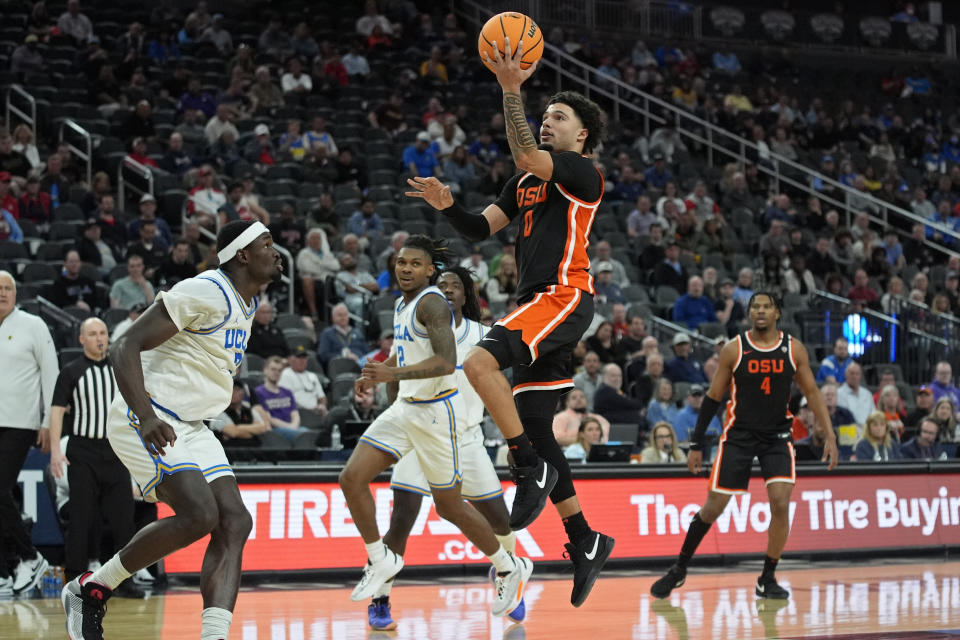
[756,576,790,599]
[508,457,558,530]
[650,563,687,599]
[564,531,615,607]
[62,571,112,640]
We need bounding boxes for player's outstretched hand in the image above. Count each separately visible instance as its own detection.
[687,449,703,475]
[140,416,177,457]
[822,437,839,471]
[482,36,539,89]
[362,360,395,384]
[406,176,453,211]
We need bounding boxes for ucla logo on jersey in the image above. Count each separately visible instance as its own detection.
[394,323,414,343]
[224,328,248,366]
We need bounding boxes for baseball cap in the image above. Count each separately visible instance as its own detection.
[720,277,735,286]
[82,217,99,229]
[689,384,704,396]
[25,34,38,43]
[254,123,270,136]
[822,154,834,163]
[918,385,933,395]
[596,261,613,273]
[140,193,156,204]
[672,333,691,346]
[416,131,432,143]
[653,152,665,161]
[289,344,309,357]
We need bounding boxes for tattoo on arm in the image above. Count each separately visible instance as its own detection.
[392,295,456,381]
[503,92,537,160]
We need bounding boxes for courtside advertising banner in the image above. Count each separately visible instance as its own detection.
[160,473,960,572]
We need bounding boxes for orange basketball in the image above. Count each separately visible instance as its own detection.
[477,12,544,73]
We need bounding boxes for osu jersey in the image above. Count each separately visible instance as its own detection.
[723,331,797,434]
[494,152,603,303]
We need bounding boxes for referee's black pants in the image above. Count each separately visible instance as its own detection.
[64,436,136,580]
[0,427,40,578]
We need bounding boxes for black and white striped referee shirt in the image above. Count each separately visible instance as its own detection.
[51,355,117,439]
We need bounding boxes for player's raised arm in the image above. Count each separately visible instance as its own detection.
[687,339,737,474]
[792,338,839,470]
[109,301,180,455]
[483,37,553,180]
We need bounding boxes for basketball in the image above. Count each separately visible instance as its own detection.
[477,12,544,73]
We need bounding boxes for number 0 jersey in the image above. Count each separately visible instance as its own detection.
[390,286,457,400]
[141,269,257,421]
[723,331,797,434]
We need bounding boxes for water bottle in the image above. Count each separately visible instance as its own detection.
[330,423,341,450]
[50,182,59,210]
[41,567,56,598]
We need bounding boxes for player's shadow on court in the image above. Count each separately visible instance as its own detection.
[651,598,689,640]
[756,598,790,639]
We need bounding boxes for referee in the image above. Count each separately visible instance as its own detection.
[49,318,141,596]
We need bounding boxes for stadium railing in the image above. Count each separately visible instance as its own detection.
[6,85,37,140]
[59,119,92,187]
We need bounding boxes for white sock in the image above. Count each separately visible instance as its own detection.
[495,532,517,555]
[87,555,131,590]
[200,607,233,640]
[365,539,386,563]
[486,546,516,575]
[373,578,394,599]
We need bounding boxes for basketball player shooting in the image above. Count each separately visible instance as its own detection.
[62,220,282,640]
[338,236,532,619]
[651,292,839,601]
[406,36,614,607]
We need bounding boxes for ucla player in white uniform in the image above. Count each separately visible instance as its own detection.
[339,236,532,619]
[366,266,526,630]
[62,221,282,640]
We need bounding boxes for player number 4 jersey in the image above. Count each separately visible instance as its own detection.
[725,331,797,434]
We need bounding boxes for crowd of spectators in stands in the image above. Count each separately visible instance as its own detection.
[2,0,960,468]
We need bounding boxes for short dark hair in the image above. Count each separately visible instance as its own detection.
[747,291,782,314]
[547,91,605,154]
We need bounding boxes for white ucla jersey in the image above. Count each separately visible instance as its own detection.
[141,269,257,421]
[454,317,488,428]
[392,286,456,400]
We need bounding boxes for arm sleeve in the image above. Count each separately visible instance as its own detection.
[156,277,228,332]
[550,152,603,203]
[35,319,60,428]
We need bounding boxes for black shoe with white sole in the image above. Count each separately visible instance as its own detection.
[508,457,558,530]
[755,576,790,599]
[650,563,687,599]
[564,531,616,607]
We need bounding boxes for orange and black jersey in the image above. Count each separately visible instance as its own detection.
[494,152,603,303]
[724,331,797,435]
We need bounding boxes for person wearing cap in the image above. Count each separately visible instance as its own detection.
[673,276,717,331]
[402,131,442,179]
[110,303,146,340]
[644,153,673,190]
[127,136,158,168]
[593,261,625,304]
[17,175,51,224]
[358,329,394,369]
[10,34,44,77]
[248,65,284,113]
[671,384,720,442]
[57,0,93,45]
[187,165,226,224]
[122,193,169,248]
[664,332,707,384]
[652,240,689,295]
[198,13,233,54]
[77,218,118,277]
[244,123,277,169]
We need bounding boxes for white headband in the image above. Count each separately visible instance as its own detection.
[217,221,269,265]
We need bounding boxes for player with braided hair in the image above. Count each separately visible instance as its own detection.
[339,237,532,620]
[365,264,527,629]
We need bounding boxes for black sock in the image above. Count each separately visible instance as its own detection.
[761,555,779,580]
[562,511,592,546]
[373,595,389,605]
[677,513,712,568]
[506,434,539,467]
